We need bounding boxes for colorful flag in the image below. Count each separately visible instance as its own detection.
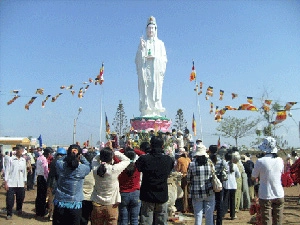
[214,107,226,122]
[35,88,44,95]
[232,93,238,99]
[224,105,237,110]
[51,93,63,102]
[217,136,221,149]
[7,95,19,105]
[192,113,196,136]
[95,63,105,85]
[11,90,20,94]
[198,82,203,95]
[194,84,198,92]
[205,86,213,100]
[190,60,196,81]
[67,85,74,89]
[210,102,214,114]
[105,112,110,134]
[262,99,272,112]
[84,85,90,93]
[78,88,84,98]
[247,97,253,104]
[272,110,287,125]
[37,134,42,148]
[284,102,297,111]
[41,94,51,108]
[238,103,258,111]
[99,63,104,85]
[219,90,224,100]
[25,96,37,110]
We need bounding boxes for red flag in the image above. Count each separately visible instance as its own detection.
[217,136,221,149]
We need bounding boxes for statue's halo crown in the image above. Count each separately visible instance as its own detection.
[147,16,156,27]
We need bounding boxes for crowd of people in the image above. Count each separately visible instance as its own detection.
[0,131,300,225]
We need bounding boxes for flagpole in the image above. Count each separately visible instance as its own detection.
[196,92,203,141]
[99,85,103,148]
[193,60,203,142]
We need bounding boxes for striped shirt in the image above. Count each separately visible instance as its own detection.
[187,159,214,199]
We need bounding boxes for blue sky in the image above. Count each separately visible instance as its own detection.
[1,0,300,148]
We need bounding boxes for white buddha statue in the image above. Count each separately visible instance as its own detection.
[135,16,167,117]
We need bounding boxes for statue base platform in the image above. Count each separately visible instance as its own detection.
[130,116,172,133]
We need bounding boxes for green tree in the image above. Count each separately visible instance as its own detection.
[173,109,187,132]
[216,116,260,147]
[112,100,130,137]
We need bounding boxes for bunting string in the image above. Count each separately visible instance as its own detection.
[4,63,105,110]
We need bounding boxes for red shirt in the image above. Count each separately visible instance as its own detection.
[118,148,145,192]
[119,167,141,192]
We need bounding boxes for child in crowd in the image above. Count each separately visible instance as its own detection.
[249,184,262,225]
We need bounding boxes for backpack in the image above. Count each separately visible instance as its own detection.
[218,160,228,182]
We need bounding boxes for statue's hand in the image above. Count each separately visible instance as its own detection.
[140,38,145,48]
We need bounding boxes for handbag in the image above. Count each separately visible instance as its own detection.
[209,160,222,192]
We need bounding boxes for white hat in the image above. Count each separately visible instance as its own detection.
[177,130,183,134]
[258,136,278,154]
[194,144,208,157]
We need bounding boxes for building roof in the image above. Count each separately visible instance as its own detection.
[0,137,31,146]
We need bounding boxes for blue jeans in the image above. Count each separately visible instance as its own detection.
[140,200,168,225]
[119,190,141,225]
[192,194,215,225]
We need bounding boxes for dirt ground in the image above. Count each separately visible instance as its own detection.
[0,185,299,225]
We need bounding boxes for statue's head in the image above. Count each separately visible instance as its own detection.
[146,16,157,38]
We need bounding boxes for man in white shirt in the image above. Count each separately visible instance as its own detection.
[4,145,27,220]
[252,137,284,225]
